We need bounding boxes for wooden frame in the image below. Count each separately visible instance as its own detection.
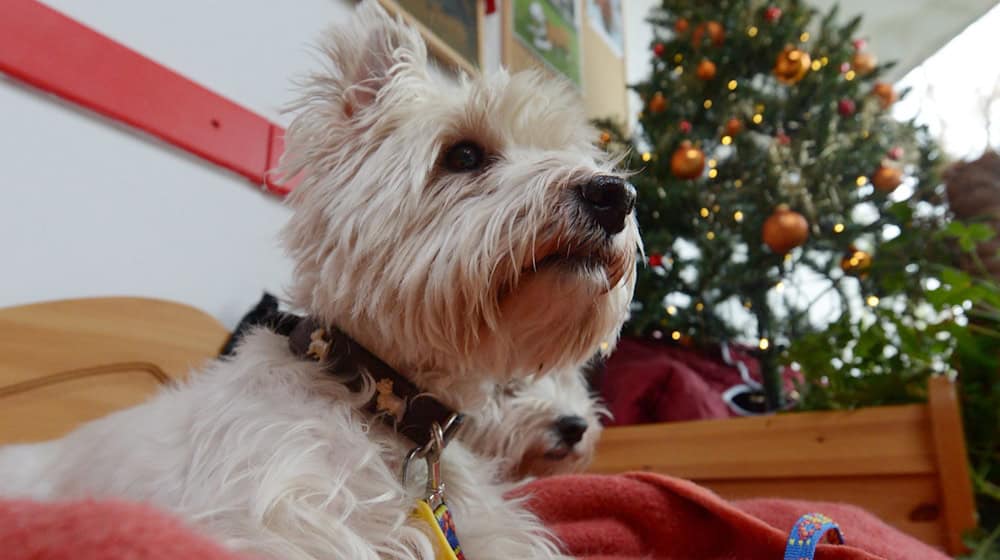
[377,0,485,75]
[591,376,977,555]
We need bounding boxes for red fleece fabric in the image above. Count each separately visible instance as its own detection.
[0,499,244,560]
[517,473,949,560]
[0,475,947,560]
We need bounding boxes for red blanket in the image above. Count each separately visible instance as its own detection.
[519,473,949,560]
[1,473,947,560]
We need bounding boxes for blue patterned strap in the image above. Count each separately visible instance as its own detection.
[783,513,845,560]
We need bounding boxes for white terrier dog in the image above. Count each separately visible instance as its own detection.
[0,2,639,559]
[463,367,607,481]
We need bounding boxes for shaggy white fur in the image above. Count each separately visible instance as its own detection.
[0,2,640,559]
[463,368,608,481]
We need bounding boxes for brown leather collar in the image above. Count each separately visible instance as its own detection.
[285,316,462,448]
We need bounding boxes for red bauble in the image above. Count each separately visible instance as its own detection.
[679,120,692,134]
[888,146,904,160]
[653,43,666,57]
[837,98,856,117]
[853,38,867,51]
[648,253,664,267]
[839,62,851,73]
[675,18,690,34]
[776,132,791,145]
[763,6,782,22]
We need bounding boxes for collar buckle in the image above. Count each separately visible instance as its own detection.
[400,412,463,502]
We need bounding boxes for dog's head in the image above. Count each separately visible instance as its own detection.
[463,367,606,480]
[281,1,640,388]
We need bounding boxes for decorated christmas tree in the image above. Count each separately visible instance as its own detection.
[597,0,964,411]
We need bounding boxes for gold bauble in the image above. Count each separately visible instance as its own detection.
[872,82,896,109]
[851,51,877,75]
[840,246,873,277]
[773,46,811,84]
[696,59,717,80]
[648,92,668,114]
[762,205,809,254]
[670,141,706,180]
[599,131,612,144]
[692,21,725,48]
[872,166,903,192]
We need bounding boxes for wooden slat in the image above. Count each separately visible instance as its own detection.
[0,297,230,445]
[592,404,936,479]
[928,376,977,554]
[0,365,166,444]
[710,474,947,551]
[0,297,229,386]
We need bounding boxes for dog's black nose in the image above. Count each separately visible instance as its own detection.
[579,175,636,235]
[554,415,588,446]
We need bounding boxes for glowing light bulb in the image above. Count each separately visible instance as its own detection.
[748,26,759,37]
[733,211,744,222]
[759,338,770,350]
[671,331,682,340]
[642,152,652,162]
[833,223,845,233]
[727,80,738,91]
[867,296,880,307]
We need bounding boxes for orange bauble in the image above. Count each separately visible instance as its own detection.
[725,117,743,136]
[762,205,809,254]
[692,21,725,48]
[773,46,811,84]
[675,18,690,34]
[670,141,706,180]
[872,82,896,108]
[872,166,903,192]
[648,92,668,114]
[851,51,877,75]
[696,59,717,80]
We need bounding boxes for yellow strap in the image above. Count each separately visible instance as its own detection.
[412,500,459,560]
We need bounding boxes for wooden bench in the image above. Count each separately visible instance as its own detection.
[590,376,978,555]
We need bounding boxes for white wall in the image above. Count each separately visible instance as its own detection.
[0,0,503,328]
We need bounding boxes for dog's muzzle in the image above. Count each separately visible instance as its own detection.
[578,175,636,236]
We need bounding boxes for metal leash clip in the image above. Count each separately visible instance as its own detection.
[400,412,464,504]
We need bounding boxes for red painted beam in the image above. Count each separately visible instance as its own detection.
[0,0,295,195]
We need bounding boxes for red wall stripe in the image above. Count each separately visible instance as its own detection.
[0,0,295,195]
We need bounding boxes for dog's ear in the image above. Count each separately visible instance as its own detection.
[328,0,429,116]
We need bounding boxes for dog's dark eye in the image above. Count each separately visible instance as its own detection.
[443,141,485,172]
